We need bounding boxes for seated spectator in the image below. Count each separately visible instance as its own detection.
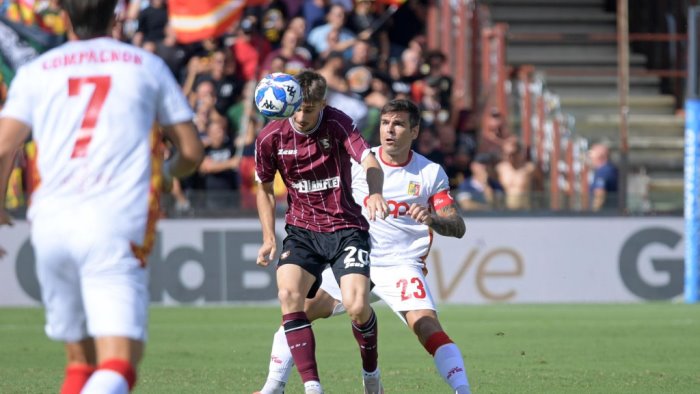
[414,126,445,166]
[496,137,542,210]
[302,0,331,35]
[588,143,619,211]
[317,51,350,92]
[477,106,511,158]
[260,29,311,76]
[422,50,453,114]
[307,4,356,59]
[285,16,316,61]
[456,153,504,211]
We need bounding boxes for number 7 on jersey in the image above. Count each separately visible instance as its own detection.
[68,76,111,158]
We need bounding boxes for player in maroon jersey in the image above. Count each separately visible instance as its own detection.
[255,70,389,394]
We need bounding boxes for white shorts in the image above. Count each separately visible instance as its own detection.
[320,264,437,320]
[31,217,149,343]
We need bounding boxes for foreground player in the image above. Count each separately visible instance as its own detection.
[256,99,471,394]
[0,1,203,393]
[255,70,390,394]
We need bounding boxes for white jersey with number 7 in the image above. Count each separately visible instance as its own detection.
[1,37,192,242]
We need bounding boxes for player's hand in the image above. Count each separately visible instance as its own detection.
[0,209,13,227]
[0,209,12,260]
[365,193,390,221]
[256,239,277,267]
[407,203,434,226]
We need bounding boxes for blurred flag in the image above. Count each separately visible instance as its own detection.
[168,0,269,44]
[0,13,63,83]
[377,0,407,6]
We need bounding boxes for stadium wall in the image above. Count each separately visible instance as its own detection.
[0,217,684,306]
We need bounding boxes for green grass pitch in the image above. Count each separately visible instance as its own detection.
[1,303,699,393]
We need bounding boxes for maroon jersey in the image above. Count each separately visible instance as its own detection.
[255,106,370,232]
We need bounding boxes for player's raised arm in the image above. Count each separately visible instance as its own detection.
[361,152,389,221]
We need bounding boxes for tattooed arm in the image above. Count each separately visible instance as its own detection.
[407,200,466,238]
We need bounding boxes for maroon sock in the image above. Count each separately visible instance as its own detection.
[283,312,319,383]
[352,309,378,372]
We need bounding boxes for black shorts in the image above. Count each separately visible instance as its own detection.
[278,224,371,298]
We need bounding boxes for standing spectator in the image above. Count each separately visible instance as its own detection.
[496,137,542,210]
[132,0,168,47]
[198,120,240,210]
[254,70,389,394]
[254,99,472,394]
[346,0,390,65]
[155,23,188,81]
[588,143,619,211]
[0,1,204,393]
[230,16,272,82]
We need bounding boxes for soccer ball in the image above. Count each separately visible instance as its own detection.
[254,73,303,120]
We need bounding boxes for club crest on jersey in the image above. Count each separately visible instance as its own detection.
[407,181,421,196]
[318,137,331,151]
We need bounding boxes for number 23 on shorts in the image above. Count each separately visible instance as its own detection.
[396,277,427,301]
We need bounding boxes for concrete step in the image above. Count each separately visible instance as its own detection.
[491,8,615,23]
[574,114,684,137]
[545,75,660,87]
[549,86,661,96]
[560,95,677,116]
[508,45,619,57]
[484,0,605,7]
[507,51,647,67]
[506,23,616,34]
[648,176,683,193]
[610,150,684,172]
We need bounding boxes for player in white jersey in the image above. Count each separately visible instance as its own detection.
[255,99,472,394]
[0,1,204,393]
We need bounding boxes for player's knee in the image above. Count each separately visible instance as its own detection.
[277,287,304,306]
[342,299,367,321]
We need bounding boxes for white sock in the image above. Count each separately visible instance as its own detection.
[433,343,470,391]
[81,369,128,394]
[304,380,323,393]
[259,378,286,394]
[266,326,294,384]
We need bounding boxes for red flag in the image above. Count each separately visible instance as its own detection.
[168,0,266,44]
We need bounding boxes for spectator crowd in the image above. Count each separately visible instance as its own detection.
[2,0,606,215]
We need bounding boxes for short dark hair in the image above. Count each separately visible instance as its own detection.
[381,99,421,128]
[62,0,118,39]
[295,70,327,104]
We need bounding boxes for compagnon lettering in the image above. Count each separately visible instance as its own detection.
[43,49,143,69]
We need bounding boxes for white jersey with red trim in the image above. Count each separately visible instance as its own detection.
[1,37,192,241]
[352,147,454,267]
